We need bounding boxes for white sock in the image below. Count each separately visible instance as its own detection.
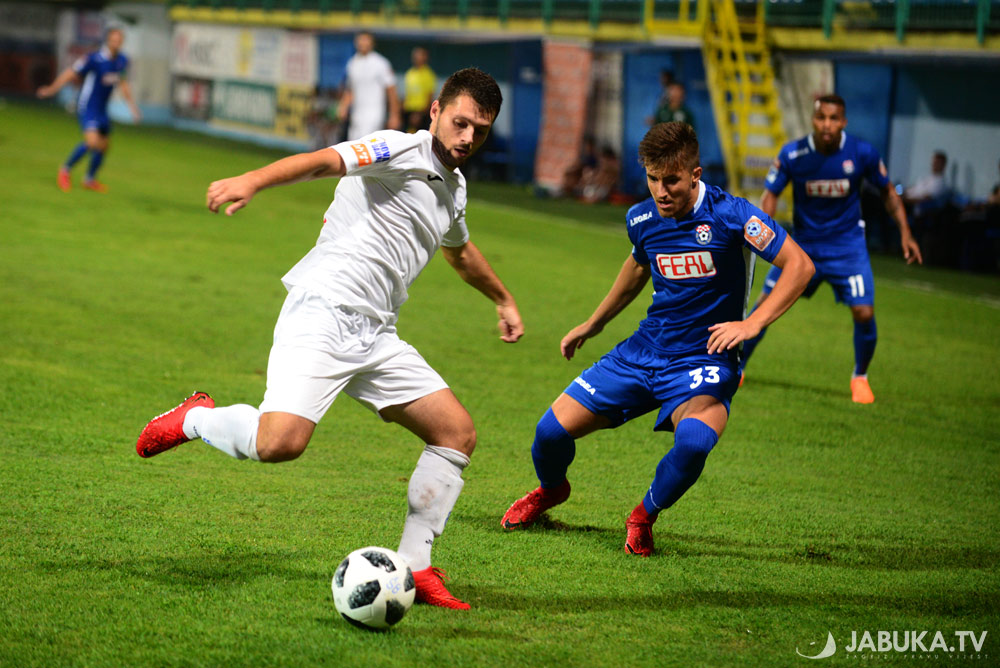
[183,404,260,461]
[397,445,469,572]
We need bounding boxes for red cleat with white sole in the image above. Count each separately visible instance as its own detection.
[412,567,470,610]
[501,479,571,530]
[136,391,214,458]
[625,504,656,557]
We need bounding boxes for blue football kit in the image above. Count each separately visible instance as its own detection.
[564,181,788,432]
[73,47,129,135]
[761,132,888,306]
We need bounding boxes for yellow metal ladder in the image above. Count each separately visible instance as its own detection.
[702,0,787,205]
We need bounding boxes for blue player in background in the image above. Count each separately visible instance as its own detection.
[501,122,814,556]
[741,94,922,404]
[37,27,141,193]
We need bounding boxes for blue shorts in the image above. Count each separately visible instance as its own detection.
[563,336,740,433]
[79,113,111,135]
[762,242,874,306]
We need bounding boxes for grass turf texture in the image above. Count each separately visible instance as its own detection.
[1,101,998,667]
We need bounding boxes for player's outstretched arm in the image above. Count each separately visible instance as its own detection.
[36,67,79,98]
[118,80,142,123]
[441,241,523,343]
[561,255,650,360]
[206,148,347,216]
[707,237,814,354]
[881,183,923,265]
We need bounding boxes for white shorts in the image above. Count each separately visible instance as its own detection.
[259,287,448,423]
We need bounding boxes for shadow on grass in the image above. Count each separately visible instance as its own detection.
[473,512,1000,572]
[35,549,324,587]
[461,584,1000,617]
[738,375,841,399]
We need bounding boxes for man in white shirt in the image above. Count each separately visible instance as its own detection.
[137,68,522,611]
[339,31,401,140]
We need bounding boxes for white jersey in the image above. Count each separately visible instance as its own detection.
[344,51,396,140]
[281,130,469,325]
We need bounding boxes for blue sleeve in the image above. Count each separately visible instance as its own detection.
[73,53,96,76]
[861,142,890,189]
[764,148,790,195]
[730,198,788,263]
[627,215,649,266]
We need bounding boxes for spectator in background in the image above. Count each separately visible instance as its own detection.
[560,135,598,198]
[578,146,621,204]
[988,159,1000,207]
[339,31,401,140]
[904,150,949,218]
[307,85,344,150]
[403,47,436,134]
[652,82,695,133]
[645,69,675,126]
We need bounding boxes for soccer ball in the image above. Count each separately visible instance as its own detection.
[331,546,415,630]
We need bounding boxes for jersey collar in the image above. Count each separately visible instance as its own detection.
[99,46,112,60]
[807,131,847,152]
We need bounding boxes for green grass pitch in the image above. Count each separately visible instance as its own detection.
[1,101,998,667]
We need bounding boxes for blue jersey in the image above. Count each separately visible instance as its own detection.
[626,182,788,355]
[765,132,889,248]
[73,47,129,119]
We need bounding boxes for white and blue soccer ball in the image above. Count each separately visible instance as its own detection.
[332,546,415,630]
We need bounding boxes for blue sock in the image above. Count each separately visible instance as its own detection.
[739,303,768,372]
[642,418,719,516]
[853,317,877,376]
[86,150,105,181]
[531,408,576,489]
[65,142,88,169]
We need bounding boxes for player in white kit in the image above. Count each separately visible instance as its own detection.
[339,31,401,140]
[136,69,521,610]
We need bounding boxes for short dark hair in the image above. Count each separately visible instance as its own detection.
[438,68,503,121]
[933,150,948,165]
[638,122,700,172]
[815,94,846,111]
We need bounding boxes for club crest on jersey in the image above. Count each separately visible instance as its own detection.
[695,224,712,245]
[842,159,855,175]
[368,137,391,163]
[744,216,776,251]
[656,251,716,279]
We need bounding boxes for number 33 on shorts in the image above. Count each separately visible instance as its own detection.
[688,366,721,389]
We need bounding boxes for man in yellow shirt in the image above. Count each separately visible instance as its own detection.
[404,47,437,133]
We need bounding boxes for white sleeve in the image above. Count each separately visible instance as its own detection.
[441,186,470,247]
[332,130,418,176]
[378,55,397,89]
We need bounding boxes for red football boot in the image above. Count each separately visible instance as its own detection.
[412,567,470,610]
[57,167,71,192]
[136,391,214,458]
[82,179,108,193]
[501,479,571,530]
[625,503,656,557]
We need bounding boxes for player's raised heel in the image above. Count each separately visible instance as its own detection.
[850,376,874,404]
[412,567,470,610]
[624,504,655,557]
[136,391,214,458]
[501,479,571,530]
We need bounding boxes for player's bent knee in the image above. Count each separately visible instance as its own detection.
[440,423,476,456]
[255,432,311,462]
[851,305,874,323]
